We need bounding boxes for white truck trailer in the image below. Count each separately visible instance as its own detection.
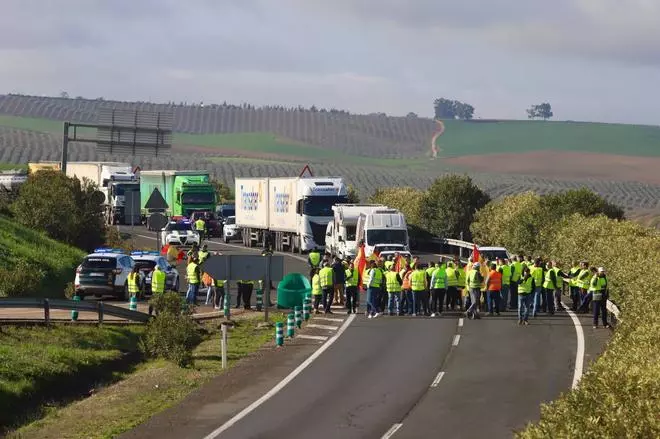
[356,208,410,258]
[235,176,348,252]
[325,204,388,259]
[63,161,139,225]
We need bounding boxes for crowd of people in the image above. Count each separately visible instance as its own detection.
[308,250,612,328]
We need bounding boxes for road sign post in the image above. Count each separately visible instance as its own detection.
[145,188,169,252]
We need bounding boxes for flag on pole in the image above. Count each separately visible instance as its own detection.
[393,254,402,273]
[472,244,480,263]
[355,244,367,289]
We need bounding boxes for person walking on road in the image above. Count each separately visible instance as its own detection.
[400,264,414,316]
[517,266,535,325]
[127,266,140,300]
[530,259,544,317]
[194,217,207,243]
[497,258,511,311]
[319,262,335,314]
[542,262,559,315]
[331,256,346,306]
[485,263,502,316]
[311,268,323,314]
[430,259,447,317]
[590,267,611,329]
[576,261,592,313]
[466,262,483,319]
[509,256,522,310]
[366,260,384,318]
[385,264,403,316]
[345,261,359,314]
[568,261,582,311]
[185,256,201,305]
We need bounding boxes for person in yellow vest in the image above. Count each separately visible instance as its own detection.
[444,261,459,311]
[198,244,210,264]
[517,266,535,325]
[166,244,179,265]
[308,247,321,278]
[496,258,511,312]
[319,262,335,314]
[457,262,467,310]
[151,264,166,296]
[530,259,544,317]
[509,256,523,310]
[185,256,201,305]
[366,260,384,318]
[567,261,582,311]
[384,264,402,316]
[465,262,483,319]
[576,261,592,313]
[345,261,359,314]
[194,217,207,242]
[127,266,140,300]
[384,256,394,271]
[311,268,323,314]
[589,267,610,329]
[211,277,225,310]
[430,259,447,317]
[410,264,428,317]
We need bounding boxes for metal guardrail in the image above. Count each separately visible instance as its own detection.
[0,298,151,324]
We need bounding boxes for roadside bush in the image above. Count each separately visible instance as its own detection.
[0,186,19,216]
[0,258,45,297]
[140,292,200,367]
[518,216,660,438]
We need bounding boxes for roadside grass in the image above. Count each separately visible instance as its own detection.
[437,119,660,157]
[8,313,286,439]
[0,215,85,298]
[0,325,145,432]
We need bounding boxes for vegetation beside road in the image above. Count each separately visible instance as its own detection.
[0,325,144,432]
[469,192,660,438]
[7,314,285,439]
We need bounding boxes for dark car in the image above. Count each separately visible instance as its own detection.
[190,211,221,237]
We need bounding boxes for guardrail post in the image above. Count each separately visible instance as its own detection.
[71,295,80,321]
[275,322,284,346]
[294,306,302,329]
[44,298,50,326]
[221,322,229,369]
[98,301,104,324]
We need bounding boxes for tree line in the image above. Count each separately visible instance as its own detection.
[433,97,555,121]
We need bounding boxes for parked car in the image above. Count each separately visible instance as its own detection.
[130,251,180,293]
[74,248,141,299]
[190,210,221,237]
[160,219,200,247]
[223,216,240,243]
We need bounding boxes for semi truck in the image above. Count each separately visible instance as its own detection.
[235,176,347,252]
[32,161,139,225]
[139,170,216,225]
[355,208,410,258]
[325,204,388,259]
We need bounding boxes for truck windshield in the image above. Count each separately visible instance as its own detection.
[182,192,215,204]
[221,207,235,217]
[366,229,408,246]
[303,196,348,217]
[113,184,138,196]
[345,225,357,241]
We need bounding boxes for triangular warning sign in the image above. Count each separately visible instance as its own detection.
[145,187,169,210]
[299,165,313,178]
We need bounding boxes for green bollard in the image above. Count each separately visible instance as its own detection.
[287,313,295,338]
[224,290,230,319]
[294,306,302,329]
[71,295,80,321]
[129,295,138,311]
[303,298,311,321]
[256,288,263,311]
[275,322,284,346]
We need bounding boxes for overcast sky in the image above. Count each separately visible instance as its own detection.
[1,0,659,124]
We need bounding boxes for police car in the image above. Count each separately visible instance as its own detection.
[160,219,200,247]
[74,248,140,300]
[130,251,180,294]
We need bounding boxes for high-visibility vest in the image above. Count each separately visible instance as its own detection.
[426,266,435,278]
[215,279,225,287]
[569,266,580,287]
[402,271,412,290]
[445,266,458,287]
[369,268,383,288]
[195,219,206,231]
[467,269,482,289]
[511,262,523,282]
[577,269,591,289]
[457,269,466,288]
[531,266,543,288]
[385,271,401,293]
[432,267,447,289]
[187,262,199,284]
[151,269,166,294]
[519,276,534,294]
[345,267,358,287]
[319,267,333,288]
[128,272,139,294]
[543,269,557,290]
[384,260,394,270]
[308,251,321,267]
[411,270,426,292]
[499,264,511,285]
[198,251,209,264]
[311,274,322,296]
[554,268,564,288]
[487,270,502,291]
[589,275,607,301]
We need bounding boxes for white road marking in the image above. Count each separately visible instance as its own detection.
[381,423,403,439]
[562,301,585,389]
[452,334,461,346]
[430,371,445,388]
[306,323,339,331]
[202,313,356,439]
[296,334,329,341]
[313,317,344,323]
[458,318,464,327]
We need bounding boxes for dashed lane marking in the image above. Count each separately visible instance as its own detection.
[296,334,329,341]
[381,423,403,439]
[452,334,461,346]
[458,318,464,327]
[430,371,445,388]
[202,314,356,439]
[313,317,344,323]
[306,324,340,331]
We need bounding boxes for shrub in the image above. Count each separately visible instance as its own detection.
[149,291,190,316]
[0,258,45,297]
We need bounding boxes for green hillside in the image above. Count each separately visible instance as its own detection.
[0,215,85,297]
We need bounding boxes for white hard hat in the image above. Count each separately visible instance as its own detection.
[598,267,606,273]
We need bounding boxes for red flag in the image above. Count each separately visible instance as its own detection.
[355,244,367,290]
[393,254,402,273]
[472,244,480,263]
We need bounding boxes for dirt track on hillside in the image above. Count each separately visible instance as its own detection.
[445,150,660,185]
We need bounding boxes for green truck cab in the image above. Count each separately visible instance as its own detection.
[140,170,216,223]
